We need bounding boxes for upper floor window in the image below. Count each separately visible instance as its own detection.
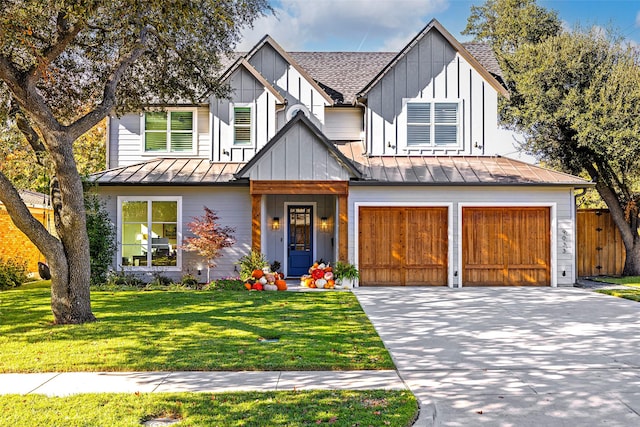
[406,101,459,147]
[144,110,195,153]
[233,105,252,145]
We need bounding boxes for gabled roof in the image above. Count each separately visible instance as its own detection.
[338,142,592,187]
[218,58,286,104]
[235,111,363,180]
[0,190,51,209]
[243,35,336,106]
[357,19,509,99]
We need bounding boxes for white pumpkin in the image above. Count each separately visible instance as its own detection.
[265,273,276,283]
[259,277,268,285]
[315,278,327,289]
[263,284,278,291]
[318,263,326,270]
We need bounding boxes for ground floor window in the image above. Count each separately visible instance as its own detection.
[118,196,181,268]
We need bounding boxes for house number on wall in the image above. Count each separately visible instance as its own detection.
[561,229,570,254]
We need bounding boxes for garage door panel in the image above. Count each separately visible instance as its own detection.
[359,207,448,286]
[463,207,550,286]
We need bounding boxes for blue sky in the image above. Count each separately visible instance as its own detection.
[238,0,640,51]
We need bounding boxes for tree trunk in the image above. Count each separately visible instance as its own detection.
[623,241,640,276]
[47,134,96,324]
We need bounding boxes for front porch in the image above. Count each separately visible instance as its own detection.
[250,180,349,278]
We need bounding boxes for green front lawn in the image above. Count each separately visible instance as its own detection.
[0,390,418,427]
[0,285,394,372]
[594,276,640,286]
[597,288,640,301]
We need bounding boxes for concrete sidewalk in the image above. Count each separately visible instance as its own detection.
[0,370,406,396]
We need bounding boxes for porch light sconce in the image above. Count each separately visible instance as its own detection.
[197,269,202,276]
[272,217,280,230]
[321,217,328,231]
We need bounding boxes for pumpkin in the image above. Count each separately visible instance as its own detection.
[304,277,314,287]
[265,273,276,283]
[312,269,325,280]
[326,279,335,288]
[324,266,332,272]
[275,279,287,291]
[252,283,263,291]
[318,263,326,270]
[324,271,334,280]
[259,277,268,285]
[252,269,264,279]
[244,283,252,290]
[315,278,327,289]
[263,284,278,291]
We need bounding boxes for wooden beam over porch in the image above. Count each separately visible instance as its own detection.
[250,180,349,195]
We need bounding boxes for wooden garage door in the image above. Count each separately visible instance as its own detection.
[359,207,448,286]
[462,207,550,286]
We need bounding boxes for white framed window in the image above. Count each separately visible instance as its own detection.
[143,109,196,153]
[233,104,253,145]
[117,196,182,269]
[404,100,460,147]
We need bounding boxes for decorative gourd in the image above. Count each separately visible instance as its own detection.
[326,279,335,288]
[252,269,264,279]
[318,263,326,270]
[275,279,287,291]
[324,271,334,280]
[265,273,276,283]
[315,278,327,289]
[259,277,268,285]
[263,284,278,291]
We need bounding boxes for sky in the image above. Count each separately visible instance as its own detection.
[237,0,640,52]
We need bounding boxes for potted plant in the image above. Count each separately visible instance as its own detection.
[333,261,359,289]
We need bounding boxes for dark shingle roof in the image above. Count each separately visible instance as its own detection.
[289,52,396,105]
[221,42,500,105]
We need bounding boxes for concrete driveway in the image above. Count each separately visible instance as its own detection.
[354,287,640,427]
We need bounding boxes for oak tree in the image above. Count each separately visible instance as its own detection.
[0,0,269,323]
[465,0,640,275]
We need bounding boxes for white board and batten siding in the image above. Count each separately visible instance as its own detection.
[244,124,351,181]
[212,66,278,162]
[99,186,251,281]
[366,30,506,157]
[247,43,328,130]
[107,107,211,168]
[324,108,363,141]
[348,186,577,287]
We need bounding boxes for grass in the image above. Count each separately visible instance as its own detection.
[597,288,640,302]
[0,390,418,426]
[0,284,394,373]
[593,276,640,286]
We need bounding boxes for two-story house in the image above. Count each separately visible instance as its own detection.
[92,19,589,287]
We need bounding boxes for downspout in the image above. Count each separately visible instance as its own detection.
[105,115,111,169]
[355,99,367,155]
[573,187,588,284]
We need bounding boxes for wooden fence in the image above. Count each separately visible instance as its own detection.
[576,209,625,277]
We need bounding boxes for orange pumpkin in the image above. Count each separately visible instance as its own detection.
[325,267,333,272]
[244,283,252,290]
[326,279,335,288]
[275,279,287,291]
[252,269,264,279]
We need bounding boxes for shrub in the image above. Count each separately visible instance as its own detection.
[237,251,269,281]
[0,258,28,290]
[181,274,199,289]
[85,193,116,286]
[102,270,146,289]
[209,277,245,291]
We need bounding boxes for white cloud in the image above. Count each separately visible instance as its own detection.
[237,0,449,52]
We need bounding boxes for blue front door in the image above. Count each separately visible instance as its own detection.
[288,205,313,276]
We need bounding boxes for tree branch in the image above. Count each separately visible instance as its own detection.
[37,12,84,69]
[0,171,62,257]
[9,100,47,165]
[67,26,151,139]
